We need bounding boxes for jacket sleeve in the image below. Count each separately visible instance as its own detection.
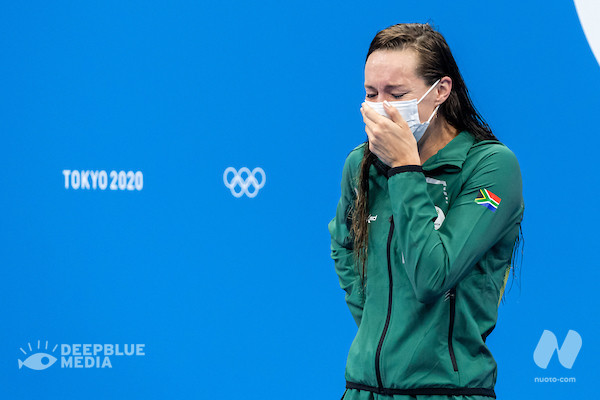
[328,153,364,326]
[388,146,523,304]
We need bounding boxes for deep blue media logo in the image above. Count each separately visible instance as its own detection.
[18,340,146,370]
[223,167,266,198]
[19,341,58,370]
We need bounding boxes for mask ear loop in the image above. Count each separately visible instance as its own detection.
[426,105,440,123]
[417,79,441,124]
[417,79,441,104]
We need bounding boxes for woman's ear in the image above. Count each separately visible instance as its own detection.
[436,76,453,105]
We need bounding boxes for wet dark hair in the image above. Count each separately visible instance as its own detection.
[352,23,497,285]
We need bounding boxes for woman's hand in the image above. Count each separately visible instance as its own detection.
[360,102,421,167]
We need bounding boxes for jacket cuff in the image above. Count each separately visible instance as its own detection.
[387,165,424,178]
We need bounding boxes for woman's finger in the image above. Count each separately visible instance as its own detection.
[364,122,374,143]
[361,106,378,133]
[361,102,385,123]
[383,101,409,128]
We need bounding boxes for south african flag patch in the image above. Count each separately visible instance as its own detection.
[474,189,501,212]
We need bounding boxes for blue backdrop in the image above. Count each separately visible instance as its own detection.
[2,1,598,398]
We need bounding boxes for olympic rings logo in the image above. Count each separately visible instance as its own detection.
[223,167,266,198]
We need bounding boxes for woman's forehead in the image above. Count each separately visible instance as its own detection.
[364,49,421,87]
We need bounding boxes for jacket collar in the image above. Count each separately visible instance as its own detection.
[422,130,475,172]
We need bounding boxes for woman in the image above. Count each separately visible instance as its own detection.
[328,24,524,400]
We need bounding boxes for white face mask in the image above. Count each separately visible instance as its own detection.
[365,79,441,142]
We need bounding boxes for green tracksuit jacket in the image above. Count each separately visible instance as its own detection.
[329,131,524,399]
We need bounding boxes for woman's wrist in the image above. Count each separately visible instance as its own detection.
[390,158,421,168]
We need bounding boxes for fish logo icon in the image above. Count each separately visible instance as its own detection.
[18,340,58,371]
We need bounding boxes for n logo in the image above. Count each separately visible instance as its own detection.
[533,330,582,369]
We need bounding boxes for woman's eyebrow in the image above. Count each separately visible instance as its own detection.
[384,84,408,90]
[364,84,408,90]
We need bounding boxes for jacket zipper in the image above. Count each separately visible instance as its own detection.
[448,288,458,372]
[375,216,395,390]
